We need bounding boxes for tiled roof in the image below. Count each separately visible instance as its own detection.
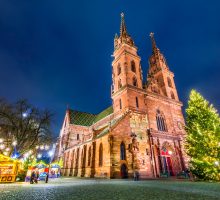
[69,106,113,126]
[94,106,113,123]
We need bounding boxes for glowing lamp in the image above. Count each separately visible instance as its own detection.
[12,141,17,146]
[48,151,53,157]
[45,145,49,150]
[214,161,219,166]
[22,112,28,118]
[37,154,42,159]
[168,150,173,155]
[6,147,10,151]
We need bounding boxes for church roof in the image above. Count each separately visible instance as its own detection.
[69,106,113,126]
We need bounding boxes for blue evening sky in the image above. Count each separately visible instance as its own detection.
[0,1,219,136]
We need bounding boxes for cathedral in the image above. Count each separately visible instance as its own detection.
[55,13,187,179]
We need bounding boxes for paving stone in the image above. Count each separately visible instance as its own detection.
[0,178,219,200]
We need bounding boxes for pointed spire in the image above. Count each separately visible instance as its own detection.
[120,12,127,37]
[149,32,158,53]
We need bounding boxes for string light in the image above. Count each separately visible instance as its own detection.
[12,141,17,146]
[168,150,173,155]
[6,147,10,152]
[48,151,53,157]
[37,154,42,159]
[0,144,5,150]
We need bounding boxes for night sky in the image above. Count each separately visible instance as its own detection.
[0,1,220,137]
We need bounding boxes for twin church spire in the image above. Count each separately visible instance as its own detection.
[112,13,178,112]
[150,32,160,55]
[115,13,162,57]
[114,13,135,50]
[120,13,127,37]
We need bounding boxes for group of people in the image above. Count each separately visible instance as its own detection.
[30,170,39,184]
[30,170,49,184]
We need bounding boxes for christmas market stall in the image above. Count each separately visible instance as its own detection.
[0,154,22,183]
[49,163,61,178]
[25,161,49,181]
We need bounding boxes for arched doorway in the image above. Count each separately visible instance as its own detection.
[120,164,128,178]
[161,145,174,176]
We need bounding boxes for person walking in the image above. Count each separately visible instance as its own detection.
[34,170,39,183]
[45,173,49,183]
[30,171,35,184]
[133,170,137,181]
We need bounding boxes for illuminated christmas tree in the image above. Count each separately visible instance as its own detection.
[185,90,220,180]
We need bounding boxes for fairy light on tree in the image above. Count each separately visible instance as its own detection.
[185,90,220,181]
[0,99,53,157]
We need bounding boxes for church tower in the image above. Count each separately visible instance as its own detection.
[112,13,144,114]
[146,33,179,101]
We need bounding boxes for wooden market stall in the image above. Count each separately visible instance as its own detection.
[0,154,22,183]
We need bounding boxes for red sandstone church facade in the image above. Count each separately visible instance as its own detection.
[55,14,187,179]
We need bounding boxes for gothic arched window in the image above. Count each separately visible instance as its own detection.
[133,76,137,87]
[171,91,175,100]
[120,142,126,160]
[118,79,122,89]
[99,143,103,167]
[88,146,91,166]
[131,60,136,72]
[117,64,121,75]
[156,110,167,132]
[136,97,139,108]
[167,77,172,88]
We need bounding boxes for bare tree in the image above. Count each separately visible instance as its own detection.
[0,98,54,156]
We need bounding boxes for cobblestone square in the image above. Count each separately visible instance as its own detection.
[0,178,220,200]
